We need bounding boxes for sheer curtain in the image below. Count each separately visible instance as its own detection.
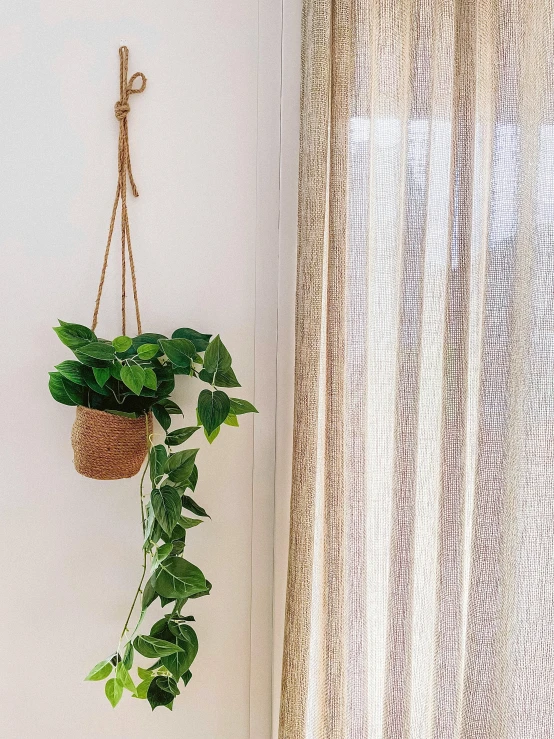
[279,1,554,737]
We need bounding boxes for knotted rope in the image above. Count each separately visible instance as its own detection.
[91,46,147,336]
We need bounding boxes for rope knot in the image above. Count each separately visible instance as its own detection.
[114,101,130,120]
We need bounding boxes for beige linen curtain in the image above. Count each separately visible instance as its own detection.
[280,1,554,737]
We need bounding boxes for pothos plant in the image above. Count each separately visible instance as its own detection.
[49,320,257,710]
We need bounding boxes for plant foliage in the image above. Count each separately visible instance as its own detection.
[50,321,257,709]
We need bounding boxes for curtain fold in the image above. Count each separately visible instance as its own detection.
[280,1,554,737]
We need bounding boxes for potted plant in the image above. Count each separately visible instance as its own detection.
[49,322,257,708]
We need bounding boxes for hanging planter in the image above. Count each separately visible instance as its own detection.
[72,406,152,479]
[48,47,257,711]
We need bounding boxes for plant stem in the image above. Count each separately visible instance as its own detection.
[118,415,151,650]
[119,548,148,642]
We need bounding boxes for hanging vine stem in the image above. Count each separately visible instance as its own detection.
[116,415,152,656]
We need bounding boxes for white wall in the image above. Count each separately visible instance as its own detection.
[0,2,284,737]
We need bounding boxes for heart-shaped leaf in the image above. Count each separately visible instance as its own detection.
[92,366,111,388]
[120,365,145,395]
[197,389,230,434]
[153,557,208,600]
[112,336,132,352]
[230,397,258,415]
[165,426,200,446]
[138,343,160,360]
[48,372,76,406]
[105,677,123,707]
[123,642,134,670]
[55,360,86,385]
[152,404,171,431]
[149,445,168,484]
[181,495,210,518]
[134,636,184,659]
[53,321,96,349]
[171,327,212,352]
[203,335,232,374]
[143,368,158,390]
[79,342,116,360]
[151,486,182,536]
[165,449,199,484]
[146,676,175,710]
[85,660,112,681]
[159,338,196,367]
[116,662,136,692]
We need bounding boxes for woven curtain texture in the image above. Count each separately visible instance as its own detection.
[280,0,554,738]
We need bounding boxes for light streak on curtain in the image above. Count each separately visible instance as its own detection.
[280,1,554,737]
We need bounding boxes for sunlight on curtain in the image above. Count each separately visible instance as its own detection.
[280,1,554,737]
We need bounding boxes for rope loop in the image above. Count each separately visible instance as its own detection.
[92,46,147,336]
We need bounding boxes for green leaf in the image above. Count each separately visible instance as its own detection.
[79,341,116,360]
[165,426,200,446]
[133,333,167,349]
[199,366,241,388]
[149,445,168,484]
[142,577,158,609]
[171,328,212,352]
[186,465,198,491]
[110,362,122,380]
[160,644,192,681]
[197,389,230,434]
[123,642,134,670]
[152,404,171,431]
[82,366,110,396]
[159,676,180,696]
[120,365,145,395]
[230,397,259,415]
[85,660,112,681]
[203,335,232,374]
[147,676,175,710]
[116,662,136,692]
[143,368,158,390]
[53,321,96,349]
[152,542,173,569]
[159,338,196,367]
[92,366,111,388]
[205,425,220,444]
[179,516,202,529]
[48,372,76,406]
[151,486,182,536]
[156,399,184,415]
[215,367,241,388]
[137,667,153,681]
[105,678,123,707]
[153,557,208,600]
[224,413,239,427]
[55,360,86,385]
[162,625,198,678]
[138,343,160,360]
[188,579,212,599]
[112,336,132,352]
[181,495,210,518]
[133,679,152,700]
[165,448,199,484]
[61,376,88,405]
[182,670,193,687]
[134,636,184,659]
[171,540,185,556]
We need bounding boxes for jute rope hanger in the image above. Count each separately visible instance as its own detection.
[91,46,147,337]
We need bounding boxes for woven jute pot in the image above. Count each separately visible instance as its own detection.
[71,406,151,480]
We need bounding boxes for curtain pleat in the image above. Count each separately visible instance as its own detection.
[280,1,554,738]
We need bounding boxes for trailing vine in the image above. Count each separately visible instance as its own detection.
[49,321,257,709]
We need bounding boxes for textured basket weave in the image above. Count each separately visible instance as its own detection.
[71,406,151,480]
